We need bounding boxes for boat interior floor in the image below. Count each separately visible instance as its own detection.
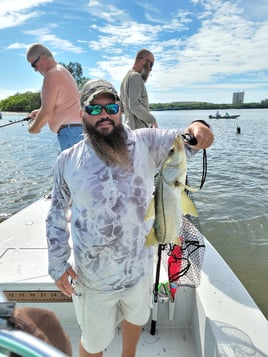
[64,324,197,357]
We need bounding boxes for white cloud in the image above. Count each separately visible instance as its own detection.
[0,0,52,29]
[24,27,84,54]
[89,22,160,50]
[6,42,28,50]
[81,0,268,104]
[87,0,129,23]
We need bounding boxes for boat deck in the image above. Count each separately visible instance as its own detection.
[65,326,197,357]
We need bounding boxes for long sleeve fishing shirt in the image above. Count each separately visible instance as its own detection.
[46,126,194,291]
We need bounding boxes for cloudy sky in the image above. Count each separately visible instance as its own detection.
[0,0,267,104]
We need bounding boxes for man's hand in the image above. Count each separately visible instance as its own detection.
[55,267,77,297]
[30,109,39,120]
[185,121,214,150]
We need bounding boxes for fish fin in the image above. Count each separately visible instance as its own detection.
[183,183,199,192]
[145,226,159,247]
[182,191,198,217]
[144,196,155,221]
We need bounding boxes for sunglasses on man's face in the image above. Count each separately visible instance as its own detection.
[84,103,119,116]
[31,56,41,68]
[145,58,154,68]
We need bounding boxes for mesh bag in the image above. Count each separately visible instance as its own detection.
[161,216,205,288]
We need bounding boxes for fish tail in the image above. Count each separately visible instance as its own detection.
[183,183,199,192]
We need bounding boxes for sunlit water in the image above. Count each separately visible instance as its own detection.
[0,109,267,319]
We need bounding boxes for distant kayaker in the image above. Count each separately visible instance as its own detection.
[26,43,83,152]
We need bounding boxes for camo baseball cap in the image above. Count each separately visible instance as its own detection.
[81,79,120,106]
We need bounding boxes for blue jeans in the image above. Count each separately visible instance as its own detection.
[57,125,84,152]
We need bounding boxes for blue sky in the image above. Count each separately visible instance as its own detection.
[0,0,268,104]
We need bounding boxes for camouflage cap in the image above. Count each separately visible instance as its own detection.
[81,79,119,106]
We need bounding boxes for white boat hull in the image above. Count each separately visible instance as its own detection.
[0,197,267,356]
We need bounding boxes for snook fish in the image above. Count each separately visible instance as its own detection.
[144,135,198,247]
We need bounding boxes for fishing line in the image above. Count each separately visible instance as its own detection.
[200,149,207,189]
[182,133,207,189]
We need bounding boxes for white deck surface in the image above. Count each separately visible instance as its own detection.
[63,326,197,357]
[1,196,268,357]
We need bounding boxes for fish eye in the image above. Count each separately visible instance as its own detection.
[169,148,175,155]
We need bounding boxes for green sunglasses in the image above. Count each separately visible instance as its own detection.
[84,103,119,116]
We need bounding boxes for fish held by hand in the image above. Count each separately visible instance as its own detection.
[144,135,198,247]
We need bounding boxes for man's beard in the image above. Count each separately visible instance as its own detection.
[140,63,150,82]
[141,68,150,82]
[83,117,130,168]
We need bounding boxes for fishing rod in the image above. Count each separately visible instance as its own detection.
[0,117,31,128]
[150,243,166,335]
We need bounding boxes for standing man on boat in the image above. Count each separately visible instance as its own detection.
[120,49,158,129]
[26,43,83,151]
[46,79,214,357]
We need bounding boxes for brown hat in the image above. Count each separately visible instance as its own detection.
[81,79,119,106]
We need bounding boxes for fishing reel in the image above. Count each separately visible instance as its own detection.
[181,133,197,145]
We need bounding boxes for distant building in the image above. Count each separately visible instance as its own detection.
[232,92,244,104]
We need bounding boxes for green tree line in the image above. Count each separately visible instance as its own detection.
[0,62,89,113]
[2,93,267,114]
[150,99,268,111]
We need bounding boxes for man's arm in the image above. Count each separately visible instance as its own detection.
[128,75,157,127]
[28,72,58,133]
[46,156,72,284]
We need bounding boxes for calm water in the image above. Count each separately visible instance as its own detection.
[0,109,267,319]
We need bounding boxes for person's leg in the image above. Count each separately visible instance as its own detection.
[72,280,118,355]
[121,320,142,357]
[119,274,153,357]
[79,340,103,357]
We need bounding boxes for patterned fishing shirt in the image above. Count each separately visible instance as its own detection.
[46,126,193,291]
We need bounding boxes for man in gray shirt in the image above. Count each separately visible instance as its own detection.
[120,49,158,129]
[46,79,214,356]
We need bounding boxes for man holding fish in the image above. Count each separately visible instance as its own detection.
[46,79,213,357]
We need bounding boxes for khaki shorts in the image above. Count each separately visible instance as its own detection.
[72,274,152,354]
